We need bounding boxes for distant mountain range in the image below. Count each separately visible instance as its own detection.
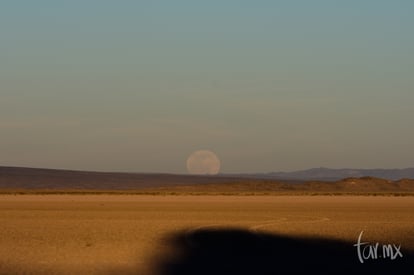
[1,166,414,192]
[239,167,414,181]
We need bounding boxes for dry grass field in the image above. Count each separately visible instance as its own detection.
[0,195,413,274]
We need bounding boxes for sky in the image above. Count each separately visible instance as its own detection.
[1,1,413,174]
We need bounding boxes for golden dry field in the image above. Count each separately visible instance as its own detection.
[0,195,413,274]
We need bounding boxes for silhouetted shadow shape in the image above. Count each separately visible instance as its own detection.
[153,228,414,275]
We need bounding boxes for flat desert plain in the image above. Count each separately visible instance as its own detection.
[0,195,413,274]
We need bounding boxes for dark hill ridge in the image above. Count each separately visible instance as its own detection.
[1,166,414,193]
[0,166,243,190]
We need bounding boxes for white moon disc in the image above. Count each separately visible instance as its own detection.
[186,150,221,175]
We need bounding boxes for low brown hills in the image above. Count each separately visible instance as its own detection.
[1,166,414,194]
[141,177,414,195]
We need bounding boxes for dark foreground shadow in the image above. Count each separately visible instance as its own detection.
[151,228,414,275]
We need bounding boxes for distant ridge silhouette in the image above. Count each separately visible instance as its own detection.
[1,166,414,193]
[0,166,240,190]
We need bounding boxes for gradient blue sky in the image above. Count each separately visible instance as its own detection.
[1,1,413,173]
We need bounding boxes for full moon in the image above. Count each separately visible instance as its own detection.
[186,150,221,175]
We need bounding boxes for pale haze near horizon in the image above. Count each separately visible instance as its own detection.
[1,1,413,174]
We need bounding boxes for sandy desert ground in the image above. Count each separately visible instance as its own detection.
[0,195,413,274]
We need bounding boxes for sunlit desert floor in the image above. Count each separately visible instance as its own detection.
[0,195,413,274]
